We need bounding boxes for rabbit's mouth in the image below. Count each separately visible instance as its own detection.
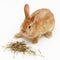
[23,34,34,39]
[21,30,33,38]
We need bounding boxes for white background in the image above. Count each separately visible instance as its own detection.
[0,0,60,60]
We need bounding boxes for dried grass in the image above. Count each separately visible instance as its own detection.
[6,41,36,55]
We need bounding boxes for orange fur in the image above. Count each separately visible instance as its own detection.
[15,4,55,43]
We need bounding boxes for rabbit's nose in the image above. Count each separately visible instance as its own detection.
[21,29,26,33]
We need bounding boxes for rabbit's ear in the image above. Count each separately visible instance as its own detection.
[24,4,30,18]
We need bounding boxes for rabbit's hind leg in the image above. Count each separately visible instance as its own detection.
[44,31,52,38]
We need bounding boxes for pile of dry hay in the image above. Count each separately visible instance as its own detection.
[6,41,36,55]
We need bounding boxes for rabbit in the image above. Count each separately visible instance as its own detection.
[14,4,55,43]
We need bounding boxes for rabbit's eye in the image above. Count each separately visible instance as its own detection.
[28,26,31,29]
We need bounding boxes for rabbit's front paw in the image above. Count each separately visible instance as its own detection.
[14,33,22,38]
[32,37,39,44]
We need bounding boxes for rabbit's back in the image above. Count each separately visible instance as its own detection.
[31,8,55,35]
[31,8,53,20]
